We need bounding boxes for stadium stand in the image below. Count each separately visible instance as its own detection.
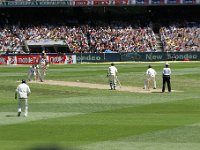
[0,25,158,53]
[160,26,200,52]
[0,5,199,54]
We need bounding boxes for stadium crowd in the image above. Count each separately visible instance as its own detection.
[160,26,200,52]
[0,23,199,54]
[0,24,157,53]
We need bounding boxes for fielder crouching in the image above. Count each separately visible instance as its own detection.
[107,63,118,90]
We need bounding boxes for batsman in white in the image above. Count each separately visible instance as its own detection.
[28,65,37,81]
[15,79,31,117]
[107,63,118,90]
[35,64,44,82]
[40,51,49,78]
[143,65,157,89]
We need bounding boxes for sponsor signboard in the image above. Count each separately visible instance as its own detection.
[114,0,129,5]
[74,0,88,6]
[0,54,76,65]
[135,0,149,4]
[93,0,109,5]
[151,0,165,4]
[183,0,196,3]
[0,52,199,65]
[76,53,105,62]
[48,55,67,64]
[48,54,76,64]
[0,56,8,65]
[0,0,199,6]
[0,1,71,7]
[15,55,40,64]
[167,0,180,4]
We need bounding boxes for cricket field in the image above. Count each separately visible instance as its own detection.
[0,61,200,150]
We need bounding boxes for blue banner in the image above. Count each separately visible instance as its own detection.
[183,0,195,3]
[151,0,162,4]
[76,53,105,63]
[75,52,200,62]
[136,0,149,4]
[167,0,178,4]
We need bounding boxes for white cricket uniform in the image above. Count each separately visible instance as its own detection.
[108,66,118,89]
[28,65,36,81]
[40,58,48,76]
[16,83,31,116]
[144,68,157,89]
[36,65,43,82]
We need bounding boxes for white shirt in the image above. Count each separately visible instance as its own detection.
[29,66,36,75]
[16,83,31,99]
[146,68,157,77]
[108,66,118,76]
[163,67,171,75]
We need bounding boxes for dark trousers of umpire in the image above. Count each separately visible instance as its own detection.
[162,75,171,92]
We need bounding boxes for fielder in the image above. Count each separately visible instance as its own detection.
[144,65,157,89]
[107,63,118,90]
[15,79,31,117]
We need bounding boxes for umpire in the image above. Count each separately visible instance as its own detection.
[162,63,171,93]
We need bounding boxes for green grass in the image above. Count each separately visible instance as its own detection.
[0,61,200,150]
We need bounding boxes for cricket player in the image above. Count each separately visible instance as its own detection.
[40,52,48,80]
[35,64,43,82]
[15,79,31,117]
[107,63,118,90]
[28,65,37,81]
[144,65,157,89]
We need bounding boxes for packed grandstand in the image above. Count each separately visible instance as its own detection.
[0,4,199,54]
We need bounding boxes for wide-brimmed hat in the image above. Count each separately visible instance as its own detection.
[165,63,169,66]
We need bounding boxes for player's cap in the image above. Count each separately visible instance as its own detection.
[22,79,26,83]
[165,63,169,66]
[148,65,152,68]
[111,63,115,66]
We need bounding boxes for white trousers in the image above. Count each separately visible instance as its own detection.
[144,75,156,89]
[108,75,117,89]
[18,98,28,116]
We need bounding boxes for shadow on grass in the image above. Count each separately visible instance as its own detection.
[151,91,164,93]
[5,114,16,117]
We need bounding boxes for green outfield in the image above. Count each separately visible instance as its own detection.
[0,61,200,150]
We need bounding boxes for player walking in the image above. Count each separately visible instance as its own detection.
[162,63,171,93]
[15,79,31,117]
[144,65,157,89]
[107,63,118,90]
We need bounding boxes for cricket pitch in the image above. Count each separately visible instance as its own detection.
[29,80,168,93]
